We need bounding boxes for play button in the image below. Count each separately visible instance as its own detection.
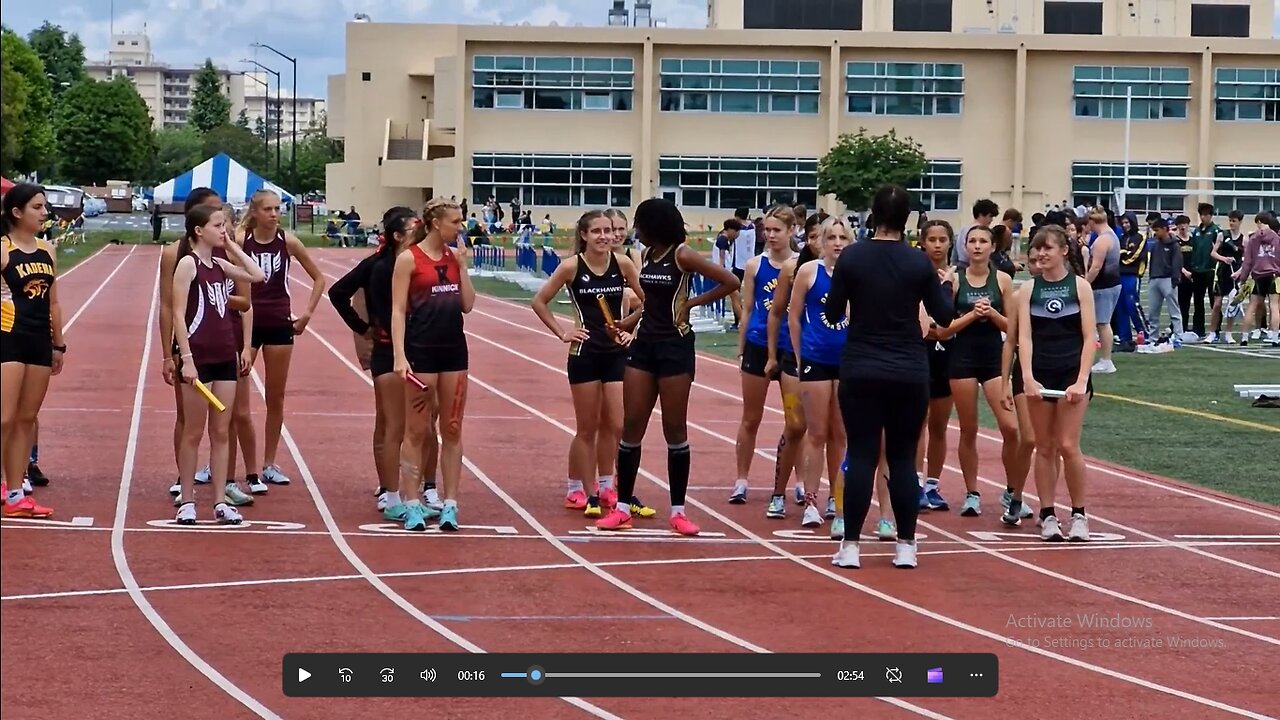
[298,668,312,682]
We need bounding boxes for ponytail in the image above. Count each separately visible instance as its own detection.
[238,189,278,238]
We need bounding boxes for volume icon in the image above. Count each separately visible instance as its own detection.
[420,668,438,682]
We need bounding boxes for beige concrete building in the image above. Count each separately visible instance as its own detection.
[325,0,1279,229]
[86,32,246,131]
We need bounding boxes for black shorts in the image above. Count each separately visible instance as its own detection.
[408,344,469,374]
[798,361,839,382]
[627,334,696,380]
[252,324,296,348]
[1213,268,1235,298]
[948,358,1002,383]
[1011,361,1025,397]
[369,342,394,378]
[1032,365,1093,404]
[1252,276,1277,297]
[739,340,797,379]
[194,360,239,384]
[0,331,53,367]
[927,342,950,399]
[567,351,626,385]
[732,267,746,283]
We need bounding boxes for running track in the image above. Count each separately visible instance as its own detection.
[2,245,1278,720]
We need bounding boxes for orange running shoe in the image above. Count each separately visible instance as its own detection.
[3,495,53,519]
[595,508,632,531]
[564,490,588,510]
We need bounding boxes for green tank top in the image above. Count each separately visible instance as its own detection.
[1028,273,1083,371]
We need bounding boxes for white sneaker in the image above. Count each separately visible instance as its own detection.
[194,465,211,484]
[801,504,824,528]
[892,540,918,569]
[175,502,197,525]
[168,481,182,496]
[21,477,32,493]
[423,487,443,510]
[377,492,390,511]
[1181,331,1200,343]
[1202,332,1218,344]
[1091,359,1117,374]
[246,475,269,494]
[261,464,291,485]
[1251,329,1263,341]
[1041,515,1065,542]
[829,517,845,540]
[214,503,243,525]
[1224,332,1236,344]
[1068,513,1091,542]
[832,540,860,568]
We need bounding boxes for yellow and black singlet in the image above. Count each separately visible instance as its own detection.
[1,236,56,338]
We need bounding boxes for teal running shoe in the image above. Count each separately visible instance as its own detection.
[439,504,459,532]
[384,503,407,522]
[960,492,982,516]
[404,503,428,532]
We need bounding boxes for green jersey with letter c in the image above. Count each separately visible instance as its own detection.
[1028,273,1083,374]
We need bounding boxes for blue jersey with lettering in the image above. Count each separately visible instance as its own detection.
[745,255,792,353]
[801,262,847,366]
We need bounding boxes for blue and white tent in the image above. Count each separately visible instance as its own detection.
[150,153,294,205]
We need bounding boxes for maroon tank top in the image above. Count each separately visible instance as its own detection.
[246,228,292,327]
[211,244,244,350]
[184,256,238,366]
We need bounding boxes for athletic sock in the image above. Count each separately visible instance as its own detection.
[245,473,260,484]
[444,499,458,509]
[671,505,686,517]
[615,441,642,500]
[667,442,691,507]
[1005,485,1014,494]
[1040,507,1056,521]
[566,479,584,494]
[596,475,613,493]
[386,491,403,507]
[967,490,981,497]
[1071,506,1086,516]
[424,480,437,490]
[29,445,38,464]
[6,489,23,504]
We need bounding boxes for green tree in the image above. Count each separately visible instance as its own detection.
[0,28,55,176]
[189,59,231,133]
[151,126,205,185]
[816,128,928,213]
[286,120,343,194]
[27,21,87,99]
[234,108,251,130]
[55,77,157,184]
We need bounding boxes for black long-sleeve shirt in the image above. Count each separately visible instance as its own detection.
[824,238,955,383]
[329,251,394,342]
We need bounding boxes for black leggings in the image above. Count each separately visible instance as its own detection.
[839,378,929,541]
[1178,272,1211,336]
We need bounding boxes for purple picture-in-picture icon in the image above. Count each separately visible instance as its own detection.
[927,668,944,683]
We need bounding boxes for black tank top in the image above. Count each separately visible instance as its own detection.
[951,267,1003,362]
[636,246,692,342]
[2,236,56,338]
[568,252,625,356]
[1029,273,1084,374]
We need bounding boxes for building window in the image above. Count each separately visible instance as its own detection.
[743,0,862,30]
[361,72,371,81]
[1191,3,1250,37]
[1071,162,1188,213]
[1214,68,1280,122]
[909,160,962,211]
[470,153,632,207]
[893,0,951,31]
[1044,1,1103,34]
[472,56,634,112]
[1212,165,1280,214]
[1072,66,1190,119]
[845,62,963,116]
[659,58,821,114]
[657,155,818,209]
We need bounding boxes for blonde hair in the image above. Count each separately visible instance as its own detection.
[1087,210,1109,225]
[603,208,628,226]
[221,203,238,243]
[422,196,461,232]
[819,215,851,247]
[237,189,279,236]
[764,204,797,228]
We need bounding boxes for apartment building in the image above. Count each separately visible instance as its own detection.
[86,32,246,131]
[240,71,327,142]
[325,0,1279,228]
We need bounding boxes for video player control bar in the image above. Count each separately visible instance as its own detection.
[282,653,998,697]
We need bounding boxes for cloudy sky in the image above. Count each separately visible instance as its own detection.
[0,0,705,98]
[2,0,1277,99]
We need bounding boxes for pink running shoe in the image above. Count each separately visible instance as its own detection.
[599,487,619,511]
[596,508,632,530]
[669,512,700,536]
[564,490,588,510]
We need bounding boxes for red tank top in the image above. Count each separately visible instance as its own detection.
[246,228,291,327]
[211,245,244,349]
[184,255,238,365]
[405,244,465,351]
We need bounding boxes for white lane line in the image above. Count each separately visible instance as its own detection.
[110,255,280,717]
[56,241,116,280]
[63,244,137,331]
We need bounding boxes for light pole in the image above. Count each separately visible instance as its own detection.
[251,43,298,191]
[241,72,271,168]
[241,59,282,179]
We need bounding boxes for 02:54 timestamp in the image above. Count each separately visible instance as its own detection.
[836,670,864,681]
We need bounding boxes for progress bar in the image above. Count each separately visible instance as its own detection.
[284,653,999,697]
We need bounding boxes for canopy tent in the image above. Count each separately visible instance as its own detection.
[0,177,14,196]
[149,153,294,205]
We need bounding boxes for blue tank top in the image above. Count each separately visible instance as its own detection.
[801,262,847,366]
[744,255,792,353]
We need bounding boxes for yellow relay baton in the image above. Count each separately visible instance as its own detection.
[193,379,227,413]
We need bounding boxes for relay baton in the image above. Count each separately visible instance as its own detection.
[1040,389,1066,399]
[406,372,428,391]
[596,293,616,327]
[193,379,227,412]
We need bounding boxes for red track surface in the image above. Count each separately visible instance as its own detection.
[3,245,1278,720]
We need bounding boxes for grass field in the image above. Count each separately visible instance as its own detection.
[470,273,1279,505]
